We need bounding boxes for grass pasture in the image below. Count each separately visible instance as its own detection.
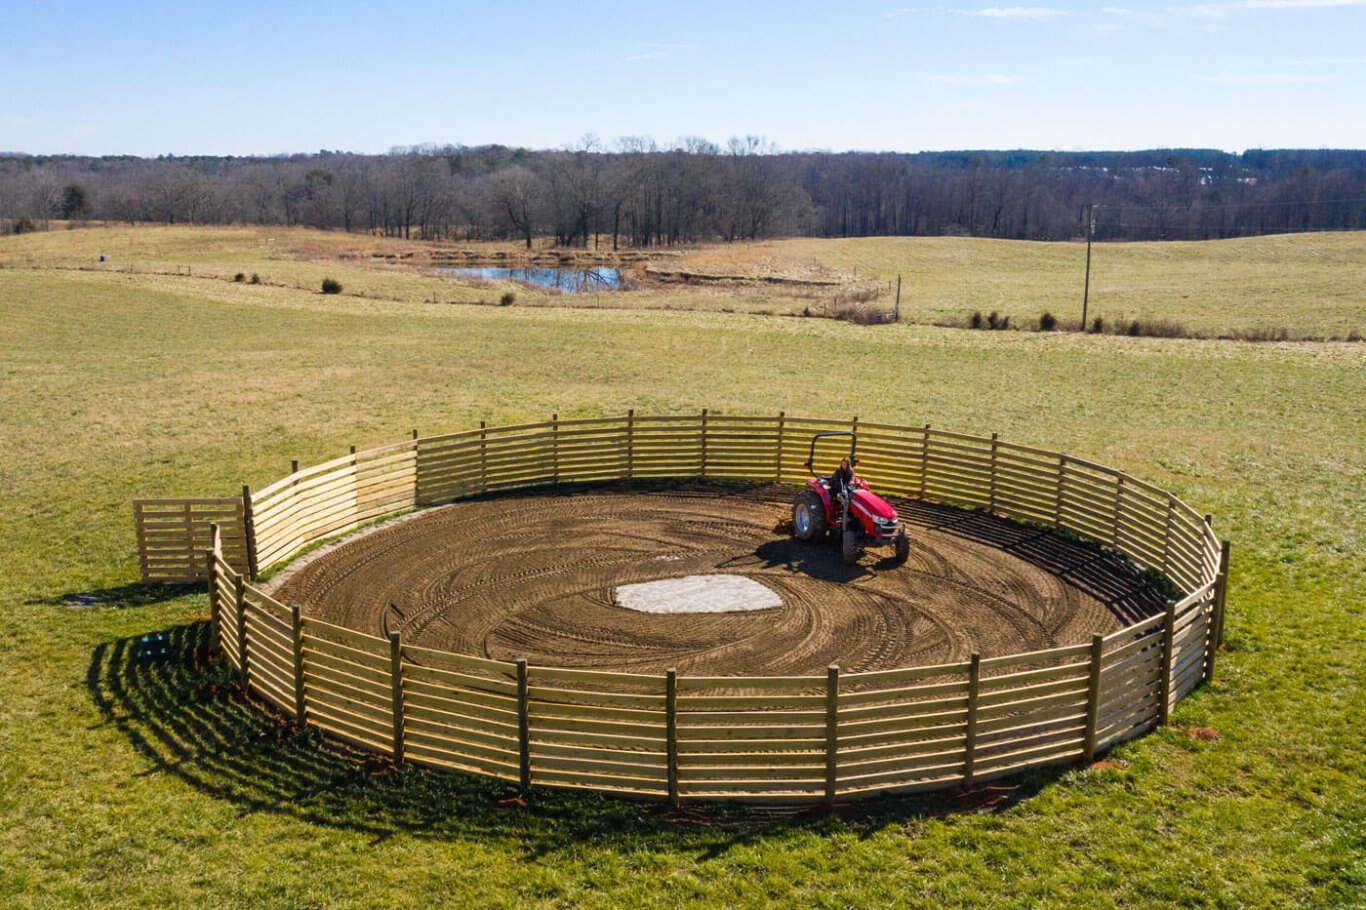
[2,225,1362,338]
[0,227,1362,908]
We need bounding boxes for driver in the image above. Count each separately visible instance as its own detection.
[829,457,855,505]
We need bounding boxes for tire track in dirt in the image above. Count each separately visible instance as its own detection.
[271,483,1164,676]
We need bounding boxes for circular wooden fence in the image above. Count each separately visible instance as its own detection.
[192,412,1227,805]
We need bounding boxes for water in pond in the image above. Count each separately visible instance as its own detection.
[438,266,631,293]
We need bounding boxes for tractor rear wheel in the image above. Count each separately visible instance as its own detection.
[792,491,827,542]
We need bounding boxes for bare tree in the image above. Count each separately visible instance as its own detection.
[492,165,540,249]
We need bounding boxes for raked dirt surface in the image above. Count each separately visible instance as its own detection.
[270,483,1164,676]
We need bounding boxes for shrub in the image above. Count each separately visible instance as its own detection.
[1127,320,1142,336]
[1229,325,1290,342]
[969,311,984,329]
[13,216,37,234]
[249,273,261,285]
[834,287,879,307]
[1090,316,1104,334]
[499,291,516,306]
[233,272,245,283]
[321,278,342,295]
[1140,319,1189,338]
[987,311,1001,330]
[1039,311,1057,332]
[830,302,891,325]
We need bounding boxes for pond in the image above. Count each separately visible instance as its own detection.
[437,266,632,293]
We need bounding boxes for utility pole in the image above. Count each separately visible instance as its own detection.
[1081,204,1096,332]
[894,274,902,322]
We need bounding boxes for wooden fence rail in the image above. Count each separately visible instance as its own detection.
[176,412,1225,805]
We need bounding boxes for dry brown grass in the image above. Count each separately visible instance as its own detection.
[2,225,1361,338]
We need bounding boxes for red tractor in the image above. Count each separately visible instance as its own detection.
[792,431,911,566]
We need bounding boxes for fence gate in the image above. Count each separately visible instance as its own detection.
[134,498,248,582]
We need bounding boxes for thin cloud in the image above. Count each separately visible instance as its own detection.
[1284,55,1366,64]
[1110,0,1365,26]
[925,73,1025,85]
[1200,72,1334,83]
[1191,0,1366,10]
[958,6,1070,18]
[624,44,699,63]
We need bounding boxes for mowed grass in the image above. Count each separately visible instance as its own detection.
[3,225,1362,337]
[0,234,1362,909]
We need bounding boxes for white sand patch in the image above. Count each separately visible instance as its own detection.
[615,575,783,614]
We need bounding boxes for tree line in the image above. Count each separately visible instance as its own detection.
[2,140,1363,245]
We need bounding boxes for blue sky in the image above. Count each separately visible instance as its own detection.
[3,0,1363,155]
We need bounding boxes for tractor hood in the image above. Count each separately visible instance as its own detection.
[850,489,897,522]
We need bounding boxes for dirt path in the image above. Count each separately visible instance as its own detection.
[270,483,1163,677]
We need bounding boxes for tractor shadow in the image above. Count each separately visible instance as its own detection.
[87,621,1065,860]
[738,536,881,582]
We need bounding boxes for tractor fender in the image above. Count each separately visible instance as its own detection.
[808,480,837,524]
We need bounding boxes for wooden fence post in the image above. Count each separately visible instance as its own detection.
[775,411,786,484]
[233,573,249,688]
[291,605,307,726]
[1054,455,1066,528]
[290,459,299,475]
[850,416,859,459]
[479,420,488,494]
[1113,476,1125,549]
[1159,599,1177,726]
[207,523,221,649]
[1084,634,1104,761]
[626,409,635,481]
[1206,540,1231,682]
[517,658,532,791]
[240,484,259,581]
[988,433,999,512]
[825,665,840,806]
[1162,495,1175,578]
[919,424,930,500]
[551,413,560,485]
[963,653,980,789]
[699,408,709,479]
[666,668,679,808]
[388,630,405,764]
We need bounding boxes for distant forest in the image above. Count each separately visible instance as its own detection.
[3,142,1364,245]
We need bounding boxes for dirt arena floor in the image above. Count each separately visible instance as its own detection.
[270,483,1165,677]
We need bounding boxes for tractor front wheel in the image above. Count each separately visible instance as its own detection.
[893,529,910,564]
[792,491,827,542]
[842,523,861,566]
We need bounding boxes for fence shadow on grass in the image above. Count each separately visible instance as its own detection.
[35,581,198,610]
[86,620,1064,859]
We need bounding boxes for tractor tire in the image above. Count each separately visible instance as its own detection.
[792,491,827,542]
[893,529,910,564]
[842,523,861,566]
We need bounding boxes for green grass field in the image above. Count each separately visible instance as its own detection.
[0,228,1362,908]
